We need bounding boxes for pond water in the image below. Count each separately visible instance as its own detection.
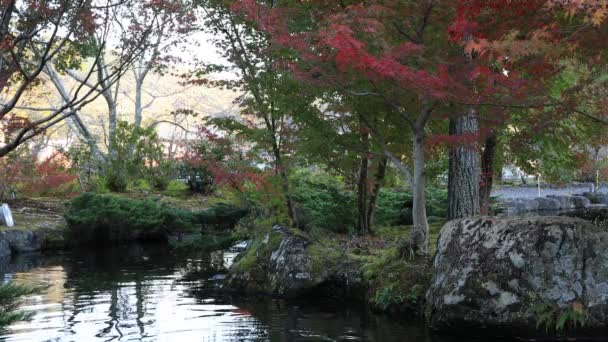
[0,245,465,342]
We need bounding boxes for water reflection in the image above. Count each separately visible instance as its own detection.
[0,245,455,342]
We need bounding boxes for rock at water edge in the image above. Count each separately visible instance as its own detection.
[427,216,608,332]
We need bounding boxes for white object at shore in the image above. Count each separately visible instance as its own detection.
[0,204,14,227]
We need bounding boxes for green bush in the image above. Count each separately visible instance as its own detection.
[64,193,197,244]
[130,179,152,192]
[74,121,175,193]
[0,283,38,330]
[374,187,448,226]
[179,162,215,194]
[196,204,250,230]
[104,166,129,192]
[146,160,178,191]
[291,170,356,233]
[164,180,189,198]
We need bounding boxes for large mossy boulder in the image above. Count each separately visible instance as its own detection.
[226,225,362,298]
[427,216,608,336]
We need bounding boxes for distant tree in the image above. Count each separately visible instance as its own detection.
[0,0,141,158]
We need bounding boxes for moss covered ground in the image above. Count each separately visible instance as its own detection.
[228,220,446,314]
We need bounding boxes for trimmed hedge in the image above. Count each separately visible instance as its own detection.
[65,193,197,244]
[64,193,250,245]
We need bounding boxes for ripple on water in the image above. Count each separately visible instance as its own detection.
[0,246,447,342]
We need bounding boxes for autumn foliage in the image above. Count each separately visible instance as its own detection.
[0,150,77,200]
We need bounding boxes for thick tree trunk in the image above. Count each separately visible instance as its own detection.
[411,130,429,255]
[480,132,497,215]
[447,111,481,220]
[367,157,388,228]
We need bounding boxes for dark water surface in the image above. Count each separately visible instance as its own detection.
[0,245,463,342]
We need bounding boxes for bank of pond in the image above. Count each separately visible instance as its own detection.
[1,193,608,340]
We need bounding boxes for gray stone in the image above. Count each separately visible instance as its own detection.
[0,239,10,258]
[427,216,608,331]
[535,197,561,211]
[547,195,575,210]
[0,204,14,227]
[571,196,591,209]
[0,229,45,253]
[585,193,608,205]
[227,225,362,298]
[561,206,608,223]
[504,198,539,214]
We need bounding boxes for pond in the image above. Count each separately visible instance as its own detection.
[0,245,466,342]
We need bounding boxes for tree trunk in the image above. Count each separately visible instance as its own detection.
[357,153,370,234]
[366,157,387,229]
[479,132,497,215]
[447,111,480,220]
[96,57,118,155]
[411,130,429,255]
[134,77,143,128]
[273,147,298,228]
[357,117,371,235]
[46,65,105,162]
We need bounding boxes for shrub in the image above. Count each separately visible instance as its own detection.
[179,131,229,195]
[164,180,189,198]
[0,283,38,330]
[103,165,129,192]
[24,152,77,196]
[77,121,175,193]
[1,148,77,200]
[90,176,110,194]
[0,147,32,201]
[179,161,215,194]
[129,178,152,192]
[146,160,178,191]
[374,187,448,226]
[291,170,356,233]
[196,203,250,230]
[64,193,197,244]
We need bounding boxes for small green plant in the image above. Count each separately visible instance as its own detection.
[164,180,189,198]
[130,179,152,192]
[0,283,39,330]
[531,302,589,332]
[372,283,425,310]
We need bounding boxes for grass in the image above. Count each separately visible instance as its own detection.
[352,221,445,312]
[373,221,445,256]
[10,212,65,231]
[231,227,283,273]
